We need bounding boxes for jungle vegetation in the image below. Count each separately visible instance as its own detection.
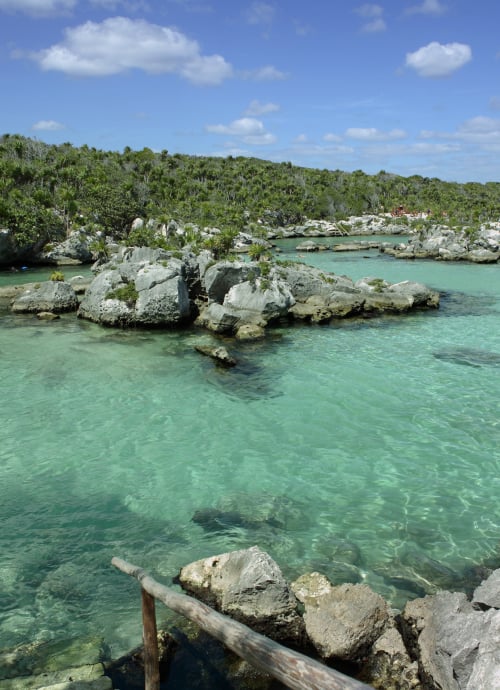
[1,134,499,248]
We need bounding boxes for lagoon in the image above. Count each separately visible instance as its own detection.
[0,245,499,661]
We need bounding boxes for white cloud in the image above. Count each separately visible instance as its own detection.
[323,133,342,142]
[206,117,276,145]
[31,16,233,85]
[406,0,447,16]
[345,127,407,141]
[32,119,66,131]
[294,134,308,143]
[242,65,288,81]
[355,4,386,32]
[243,99,279,116]
[245,1,275,25]
[405,41,471,77]
[0,0,75,15]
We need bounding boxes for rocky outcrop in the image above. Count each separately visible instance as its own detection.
[176,545,500,690]
[74,244,439,332]
[78,249,191,327]
[178,546,304,645]
[402,585,500,690]
[382,224,500,263]
[291,575,390,662]
[40,229,95,265]
[11,281,78,314]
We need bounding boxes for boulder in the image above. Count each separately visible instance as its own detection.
[11,282,78,314]
[361,626,421,690]
[292,577,390,662]
[473,569,500,609]
[467,249,499,264]
[235,323,265,340]
[178,546,304,644]
[40,230,94,265]
[78,260,190,327]
[223,278,294,322]
[202,261,255,303]
[402,591,500,690]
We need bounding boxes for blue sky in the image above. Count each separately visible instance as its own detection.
[1,0,499,182]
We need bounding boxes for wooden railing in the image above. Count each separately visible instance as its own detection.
[112,557,371,690]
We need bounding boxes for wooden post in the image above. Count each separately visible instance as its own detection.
[112,556,371,690]
[141,587,160,690]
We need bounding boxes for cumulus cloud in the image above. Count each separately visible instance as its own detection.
[242,65,288,81]
[206,117,276,145]
[345,127,407,141]
[32,119,66,131]
[0,0,75,15]
[406,0,447,16]
[243,99,280,116]
[31,16,233,85]
[355,4,386,32]
[406,41,471,77]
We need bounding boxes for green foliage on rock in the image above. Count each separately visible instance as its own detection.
[106,282,139,306]
[50,270,65,282]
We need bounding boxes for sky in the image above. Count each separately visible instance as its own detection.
[0,0,499,183]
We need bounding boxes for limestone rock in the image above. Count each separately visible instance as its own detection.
[235,323,265,340]
[402,590,500,690]
[178,546,304,644]
[296,579,390,662]
[473,568,500,609]
[11,282,78,314]
[195,344,237,366]
[202,261,255,303]
[361,626,421,690]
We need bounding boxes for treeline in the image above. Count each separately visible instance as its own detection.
[1,133,499,247]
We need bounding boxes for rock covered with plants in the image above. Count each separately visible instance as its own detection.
[76,239,439,331]
[382,222,500,263]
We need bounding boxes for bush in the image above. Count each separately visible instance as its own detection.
[106,282,139,307]
[50,271,65,282]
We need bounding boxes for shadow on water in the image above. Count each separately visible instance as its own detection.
[433,347,500,368]
[438,289,498,317]
[199,338,286,401]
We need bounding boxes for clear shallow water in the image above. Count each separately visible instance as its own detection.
[0,248,499,660]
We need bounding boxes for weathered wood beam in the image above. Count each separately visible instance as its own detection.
[112,556,371,690]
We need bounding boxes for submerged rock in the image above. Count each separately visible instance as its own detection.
[434,347,500,368]
[194,344,237,366]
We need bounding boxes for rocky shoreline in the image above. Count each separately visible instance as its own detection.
[1,545,498,689]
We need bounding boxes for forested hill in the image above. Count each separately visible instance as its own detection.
[1,133,499,247]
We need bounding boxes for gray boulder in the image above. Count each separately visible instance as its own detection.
[41,229,94,265]
[202,261,256,303]
[292,575,390,662]
[272,263,357,301]
[78,260,190,327]
[467,249,499,263]
[178,546,304,644]
[224,278,294,320]
[11,281,78,314]
[402,590,500,689]
[361,626,421,690]
[473,569,500,609]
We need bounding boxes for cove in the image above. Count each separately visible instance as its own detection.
[0,246,499,662]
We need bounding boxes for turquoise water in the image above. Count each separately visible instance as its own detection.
[0,247,499,660]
